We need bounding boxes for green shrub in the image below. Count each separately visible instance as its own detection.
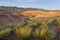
[14,22,27,30]
[46,19,55,26]
[16,27,32,38]
[15,17,59,40]
[26,19,40,28]
[56,18,60,26]
[33,26,56,40]
[0,28,11,38]
[46,28,56,40]
[33,28,41,37]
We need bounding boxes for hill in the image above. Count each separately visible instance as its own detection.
[0,6,60,27]
[0,6,60,40]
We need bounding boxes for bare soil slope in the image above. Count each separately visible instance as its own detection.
[21,10,60,18]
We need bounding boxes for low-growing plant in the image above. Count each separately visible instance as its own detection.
[46,28,56,40]
[15,17,59,40]
[33,28,41,37]
[16,26,32,39]
[0,28,11,39]
[33,26,56,40]
[55,18,60,26]
[46,18,55,26]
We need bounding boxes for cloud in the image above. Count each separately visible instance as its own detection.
[0,1,17,6]
[14,0,40,2]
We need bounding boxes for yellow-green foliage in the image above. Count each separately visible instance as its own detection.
[40,20,48,37]
[33,27,48,38]
[16,27,32,38]
[33,28,40,37]
[33,26,56,40]
[15,17,60,40]
[0,28,11,38]
[40,27,47,37]
[32,19,56,40]
[46,19,55,26]
[26,19,40,27]
[46,28,56,40]
[56,18,60,26]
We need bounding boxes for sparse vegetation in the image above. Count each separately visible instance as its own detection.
[16,26,32,40]
[15,17,60,40]
[0,16,60,40]
[0,28,12,39]
[0,6,60,40]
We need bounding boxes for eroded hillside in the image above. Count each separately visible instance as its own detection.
[0,6,60,17]
[0,6,60,27]
[21,10,60,18]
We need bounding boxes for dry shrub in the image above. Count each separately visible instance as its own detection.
[16,27,32,38]
[0,28,11,38]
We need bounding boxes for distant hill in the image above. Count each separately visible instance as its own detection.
[0,6,60,28]
[21,10,60,18]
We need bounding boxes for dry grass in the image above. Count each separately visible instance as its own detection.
[16,27,32,38]
[21,10,60,18]
[0,28,11,38]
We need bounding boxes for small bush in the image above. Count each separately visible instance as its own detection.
[56,18,60,26]
[16,27,32,39]
[33,28,40,37]
[46,28,56,40]
[0,28,11,38]
[46,19,55,26]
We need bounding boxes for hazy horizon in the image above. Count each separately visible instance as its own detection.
[0,0,60,10]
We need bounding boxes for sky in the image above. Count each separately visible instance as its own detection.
[0,0,60,10]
